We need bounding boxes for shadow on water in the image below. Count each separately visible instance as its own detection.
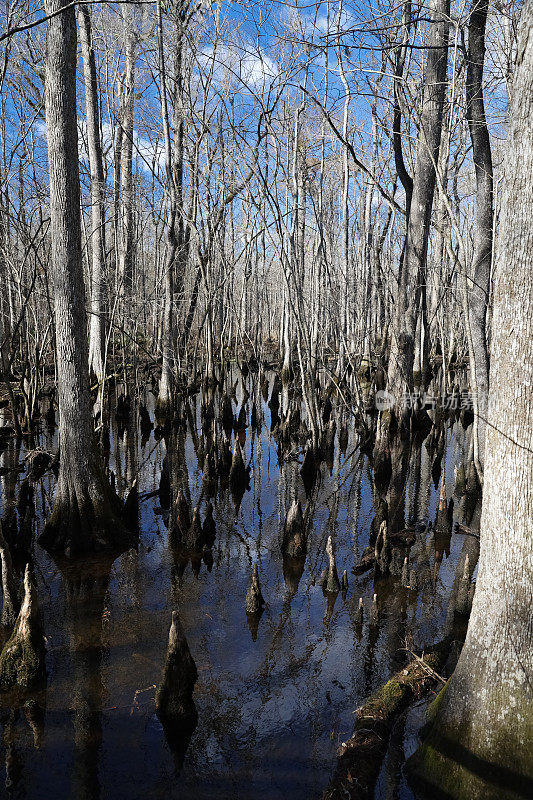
[0,370,477,799]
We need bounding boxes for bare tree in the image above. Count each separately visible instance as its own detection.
[463,0,493,482]
[78,3,107,387]
[409,1,533,791]
[385,0,450,431]
[41,0,124,556]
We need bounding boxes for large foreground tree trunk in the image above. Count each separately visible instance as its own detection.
[41,0,126,557]
[408,3,533,795]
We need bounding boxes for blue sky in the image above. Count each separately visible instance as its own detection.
[0,0,512,244]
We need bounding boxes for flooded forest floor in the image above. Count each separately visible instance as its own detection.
[0,368,480,800]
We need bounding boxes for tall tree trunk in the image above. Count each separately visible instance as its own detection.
[78,4,106,387]
[386,0,450,428]
[41,0,124,556]
[336,0,350,373]
[118,15,135,297]
[156,0,177,414]
[464,0,493,482]
[393,0,414,220]
[408,4,533,794]
[157,0,193,407]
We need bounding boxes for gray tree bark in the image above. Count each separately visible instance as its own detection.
[408,4,533,794]
[118,13,135,296]
[157,0,196,409]
[155,0,177,414]
[464,0,493,482]
[41,0,125,556]
[386,0,450,427]
[78,4,107,386]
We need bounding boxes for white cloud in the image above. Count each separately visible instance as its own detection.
[201,42,279,90]
[34,121,47,139]
[304,7,356,37]
[103,122,165,174]
[135,133,165,172]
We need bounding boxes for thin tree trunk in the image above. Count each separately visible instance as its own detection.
[464,0,493,482]
[386,0,450,428]
[118,14,135,297]
[156,0,177,413]
[78,4,106,387]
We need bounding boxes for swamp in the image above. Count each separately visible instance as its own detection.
[0,0,532,797]
[0,370,481,798]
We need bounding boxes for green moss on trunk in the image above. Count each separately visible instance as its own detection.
[407,684,533,800]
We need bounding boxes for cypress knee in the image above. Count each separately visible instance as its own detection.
[245,564,265,614]
[155,611,198,727]
[324,536,341,594]
[0,525,18,627]
[282,500,306,558]
[0,565,46,691]
[202,502,216,548]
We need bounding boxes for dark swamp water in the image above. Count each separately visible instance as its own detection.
[0,371,480,800]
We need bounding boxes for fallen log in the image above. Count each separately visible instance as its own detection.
[352,545,375,575]
[322,638,452,800]
[353,529,417,575]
